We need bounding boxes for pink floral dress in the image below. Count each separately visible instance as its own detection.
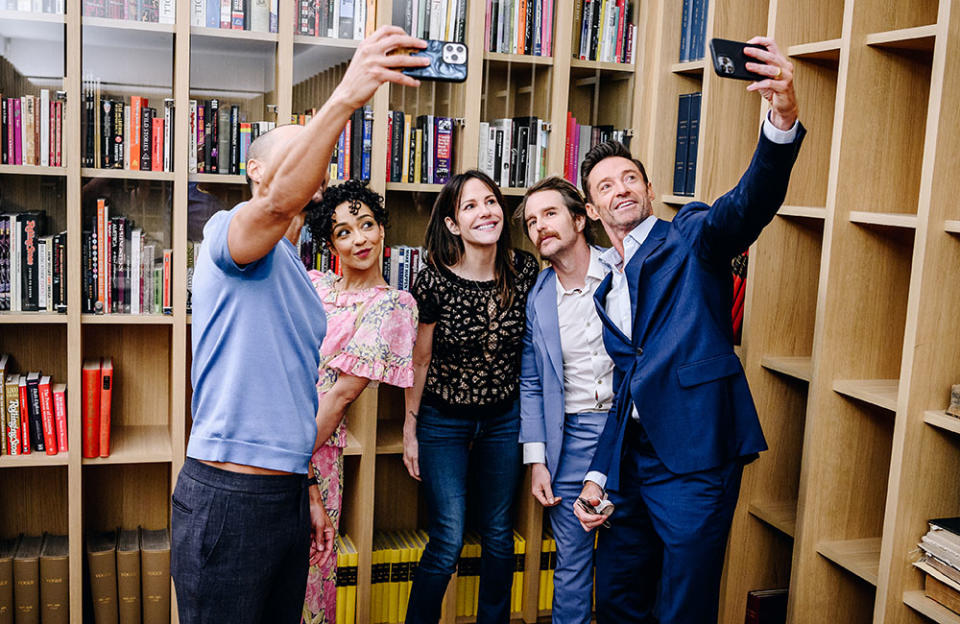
[302,271,417,624]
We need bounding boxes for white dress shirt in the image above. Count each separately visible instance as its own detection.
[523,247,614,465]
[583,115,799,490]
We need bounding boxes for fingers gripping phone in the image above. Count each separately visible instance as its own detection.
[577,496,615,528]
[709,38,767,81]
[394,40,468,83]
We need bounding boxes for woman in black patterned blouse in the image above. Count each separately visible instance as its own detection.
[402,170,538,624]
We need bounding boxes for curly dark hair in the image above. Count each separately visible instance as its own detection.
[305,178,388,246]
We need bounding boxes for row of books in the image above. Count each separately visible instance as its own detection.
[573,0,637,64]
[296,0,373,39]
[3,0,63,12]
[385,111,454,185]
[190,0,279,33]
[82,200,173,315]
[1,355,68,457]
[86,527,171,624]
[294,105,373,182]
[916,517,960,616]
[82,78,175,172]
[401,0,467,44]
[81,358,114,459]
[0,534,69,624]
[1,92,64,168]
[382,245,426,293]
[563,112,633,189]
[477,117,549,189]
[483,0,555,57]
[0,212,67,313]
[188,99,275,175]
[672,92,701,197]
[81,0,175,23]
[678,0,709,62]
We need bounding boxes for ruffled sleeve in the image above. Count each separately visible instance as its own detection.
[327,288,419,388]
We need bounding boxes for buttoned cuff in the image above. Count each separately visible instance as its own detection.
[523,442,546,465]
[762,113,799,144]
[584,471,608,490]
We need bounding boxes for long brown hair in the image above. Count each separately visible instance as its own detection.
[424,170,518,308]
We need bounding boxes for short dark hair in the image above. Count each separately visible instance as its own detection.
[580,141,649,204]
[305,178,387,246]
[513,176,595,245]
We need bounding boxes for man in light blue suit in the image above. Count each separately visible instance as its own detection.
[516,176,613,624]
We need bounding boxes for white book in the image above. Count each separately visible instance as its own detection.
[130,229,141,315]
[445,0,457,41]
[332,0,340,38]
[191,0,205,26]
[251,0,269,32]
[607,5,620,62]
[513,0,521,53]
[538,120,549,181]
[39,89,50,167]
[123,104,131,169]
[487,124,497,179]
[31,0,40,10]
[44,236,53,311]
[163,100,173,173]
[478,121,489,177]
[429,0,444,40]
[578,123,592,188]
[389,247,400,289]
[221,0,231,28]
[354,0,364,40]
[11,216,20,312]
[188,100,198,173]
[37,238,47,310]
[159,0,175,23]
[18,0,30,11]
[410,0,419,37]
[499,119,513,188]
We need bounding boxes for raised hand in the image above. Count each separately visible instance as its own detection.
[744,36,798,131]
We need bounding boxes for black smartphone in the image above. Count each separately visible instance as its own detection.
[709,38,767,81]
[394,40,468,83]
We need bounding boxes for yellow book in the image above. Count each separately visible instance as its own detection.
[596,0,608,61]
[547,532,557,609]
[512,530,526,614]
[462,532,477,617]
[401,114,412,183]
[392,532,413,624]
[342,534,358,624]
[399,530,425,622]
[385,533,401,624]
[538,532,549,611]
[336,535,347,624]
[414,129,423,184]
[371,534,386,624]
[455,539,466,617]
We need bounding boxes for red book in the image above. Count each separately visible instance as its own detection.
[38,375,58,455]
[162,250,173,314]
[151,118,163,172]
[99,357,113,458]
[52,383,68,453]
[615,0,626,62]
[96,198,108,314]
[18,375,30,454]
[81,359,101,458]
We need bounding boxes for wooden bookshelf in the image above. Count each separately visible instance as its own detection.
[924,411,960,436]
[833,379,900,412]
[760,356,813,383]
[748,501,798,538]
[787,39,844,61]
[817,538,882,586]
[777,205,828,220]
[904,590,960,624]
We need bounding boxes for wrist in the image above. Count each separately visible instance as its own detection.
[769,110,797,132]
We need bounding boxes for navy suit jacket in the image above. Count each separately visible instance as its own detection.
[590,126,806,491]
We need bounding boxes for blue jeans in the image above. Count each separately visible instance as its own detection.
[170,458,311,624]
[405,401,523,624]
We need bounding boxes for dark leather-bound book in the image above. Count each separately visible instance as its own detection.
[116,529,140,624]
[14,535,42,624]
[39,534,69,624]
[139,528,170,624]
[86,530,118,624]
[745,588,787,624]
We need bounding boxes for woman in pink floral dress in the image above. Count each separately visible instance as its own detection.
[301,179,417,624]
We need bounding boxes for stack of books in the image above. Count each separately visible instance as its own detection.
[572,0,637,64]
[0,534,69,623]
[483,0,555,56]
[678,0,709,62]
[563,113,632,189]
[187,99,275,176]
[672,92,701,197]
[382,245,426,293]
[0,212,67,313]
[916,517,960,615]
[385,111,454,186]
[191,0,279,33]
[86,528,170,624]
[82,78,175,173]
[401,0,467,43]
[1,91,64,168]
[297,0,373,39]
[81,0,174,23]
[297,106,372,183]
[1,354,68,458]
[478,117,549,189]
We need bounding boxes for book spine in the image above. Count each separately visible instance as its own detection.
[38,380,57,454]
[685,92,700,196]
[98,361,112,458]
[5,379,21,455]
[151,116,163,172]
[162,250,172,314]
[673,94,690,195]
[26,375,44,452]
[163,99,173,172]
[229,106,239,175]
[52,386,67,452]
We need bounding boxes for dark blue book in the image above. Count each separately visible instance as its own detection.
[673,94,691,195]
[691,0,709,60]
[679,0,692,62]
[361,107,373,181]
[685,92,701,196]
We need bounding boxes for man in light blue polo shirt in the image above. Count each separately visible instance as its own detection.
[170,27,430,624]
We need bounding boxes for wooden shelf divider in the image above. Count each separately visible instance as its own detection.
[748,501,798,538]
[832,379,899,412]
[760,356,813,382]
[816,538,882,586]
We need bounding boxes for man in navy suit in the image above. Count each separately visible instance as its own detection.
[516,176,613,624]
[571,37,805,623]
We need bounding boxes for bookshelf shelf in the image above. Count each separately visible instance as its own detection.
[293,35,360,48]
[499,186,528,196]
[748,501,797,538]
[760,356,813,383]
[0,452,69,469]
[483,52,554,66]
[375,419,403,455]
[82,17,175,34]
[190,26,278,43]
[344,428,361,456]
[569,58,636,73]
[777,205,827,220]
[189,173,248,185]
[945,220,960,234]
[0,9,64,24]
[0,164,67,177]
[816,538,882,586]
[670,59,706,75]
[81,314,175,325]
[849,211,919,230]
[0,313,68,324]
[385,182,446,194]
[787,39,843,62]
[80,168,175,181]
[832,379,900,412]
[904,590,960,624]
[81,425,173,465]
[865,25,937,52]
[923,411,960,436]
[661,194,695,206]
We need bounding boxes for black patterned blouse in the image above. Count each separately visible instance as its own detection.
[412,250,539,417]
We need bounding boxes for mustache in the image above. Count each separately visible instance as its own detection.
[537,230,561,243]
